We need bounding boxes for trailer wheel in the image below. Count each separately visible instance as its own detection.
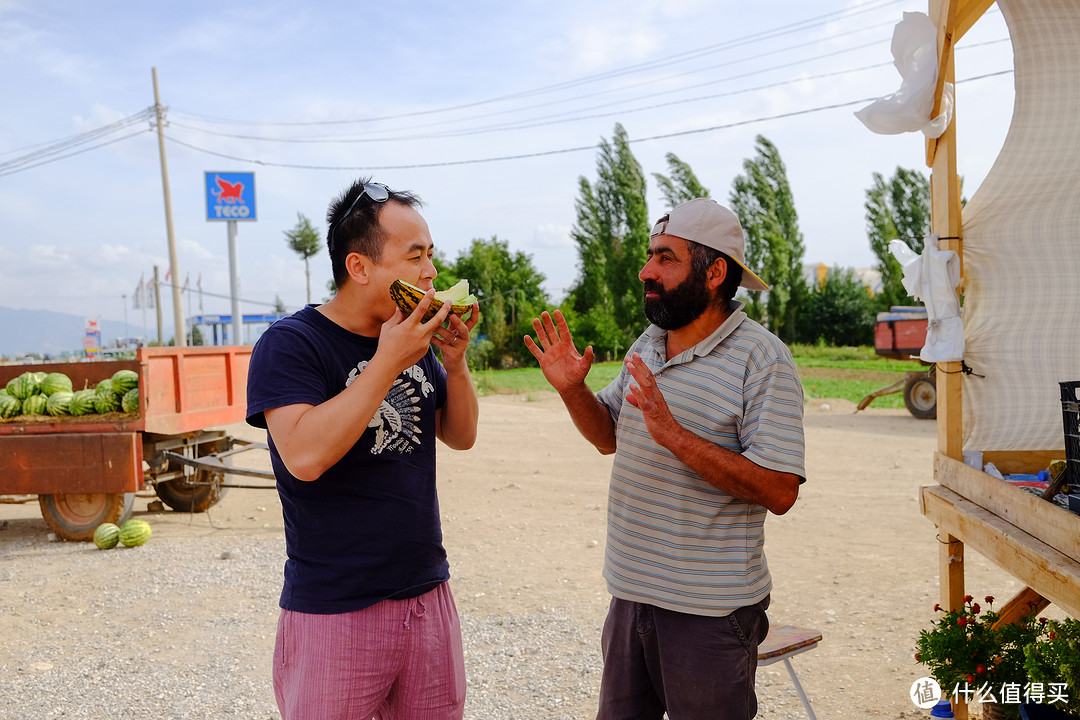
[903,372,937,420]
[38,492,135,542]
[154,437,230,513]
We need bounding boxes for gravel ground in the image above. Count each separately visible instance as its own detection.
[0,520,817,720]
[2,395,992,719]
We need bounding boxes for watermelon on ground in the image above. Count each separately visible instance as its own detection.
[93,523,120,549]
[41,373,73,396]
[121,387,139,413]
[93,391,121,414]
[111,369,139,395]
[22,394,48,416]
[0,394,21,419]
[118,519,151,547]
[69,389,97,416]
[46,391,73,416]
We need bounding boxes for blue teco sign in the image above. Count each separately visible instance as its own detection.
[205,171,256,221]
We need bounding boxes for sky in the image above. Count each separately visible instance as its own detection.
[0,0,1014,345]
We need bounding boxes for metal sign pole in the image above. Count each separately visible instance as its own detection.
[227,220,242,345]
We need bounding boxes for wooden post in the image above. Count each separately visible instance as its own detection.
[928,3,967,715]
[941,530,968,719]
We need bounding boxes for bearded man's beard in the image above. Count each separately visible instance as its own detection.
[642,267,714,330]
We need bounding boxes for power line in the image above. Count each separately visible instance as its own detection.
[163,69,1013,172]
[168,27,905,146]
[0,109,154,177]
[172,0,909,129]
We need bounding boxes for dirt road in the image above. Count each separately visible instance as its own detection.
[0,393,1027,718]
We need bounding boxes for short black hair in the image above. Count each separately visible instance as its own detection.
[688,242,742,304]
[326,177,423,287]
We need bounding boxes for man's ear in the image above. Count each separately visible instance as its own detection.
[345,252,374,286]
[707,256,729,291]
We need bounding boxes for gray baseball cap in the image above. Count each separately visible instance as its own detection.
[650,198,769,291]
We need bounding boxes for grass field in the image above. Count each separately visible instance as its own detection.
[472,344,927,410]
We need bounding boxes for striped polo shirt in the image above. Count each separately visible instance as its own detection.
[595,302,805,617]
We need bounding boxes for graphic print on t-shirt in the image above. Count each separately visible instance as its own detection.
[347,361,435,455]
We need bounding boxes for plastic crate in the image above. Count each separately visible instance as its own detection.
[1061,381,1080,501]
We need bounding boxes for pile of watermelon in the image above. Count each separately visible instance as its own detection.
[0,368,140,420]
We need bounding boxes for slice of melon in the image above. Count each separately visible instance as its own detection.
[390,279,477,322]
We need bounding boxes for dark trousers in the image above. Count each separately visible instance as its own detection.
[596,595,770,720]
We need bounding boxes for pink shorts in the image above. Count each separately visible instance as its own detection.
[273,582,466,720]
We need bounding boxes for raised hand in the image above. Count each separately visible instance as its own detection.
[524,310,595,393]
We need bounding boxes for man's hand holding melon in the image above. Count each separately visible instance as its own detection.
[390,278,480,365]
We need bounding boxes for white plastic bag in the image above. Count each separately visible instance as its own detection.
[889,236,964,362]
[854,12,954,139]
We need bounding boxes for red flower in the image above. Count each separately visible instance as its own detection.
[985,595,995,604]
[967,674,975,684]
[964,595,974,603]
[972,603,981,614]
[977,664,986,674]
[958,616,968,626]
[1049,631,1057,640]
[1040,617,1049,625]
[934,603,942,612]
[915,653,921,662]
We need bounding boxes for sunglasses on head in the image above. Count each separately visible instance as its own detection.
[328,182,390,253]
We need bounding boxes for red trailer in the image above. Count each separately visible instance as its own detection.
[858,306,937,419]
[0,346,270,540]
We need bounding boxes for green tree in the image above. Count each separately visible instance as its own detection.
[567,123,650,359]
[284,213,322,304]
[794,267,875,346]
[450,236,547,368]
[729,135,808,341]
[865,167,931,308]
[652,152,710,209]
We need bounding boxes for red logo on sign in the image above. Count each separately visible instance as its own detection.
[212,176,244,204]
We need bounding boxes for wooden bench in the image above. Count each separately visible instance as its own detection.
[758,624,823,720]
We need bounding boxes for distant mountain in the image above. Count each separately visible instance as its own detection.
[0,306,141,359]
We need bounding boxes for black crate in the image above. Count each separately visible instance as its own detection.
[1061,381,1080,495]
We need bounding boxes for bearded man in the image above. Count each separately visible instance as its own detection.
[525,197,806,720]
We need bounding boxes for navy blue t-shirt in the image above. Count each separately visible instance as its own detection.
[246,305,449,614]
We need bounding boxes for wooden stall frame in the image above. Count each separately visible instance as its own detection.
[921,1,1079,716]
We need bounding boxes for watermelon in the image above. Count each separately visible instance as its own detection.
[69,389,97,416]
[40,372,73,396]
[7,372,39,400]
[22,394,48,416]
[93,523,120,549]
[0,387,8,396]
[0,394,21,419]
[46,391,74,416]
[93,391,121,414]
[95,378,114,395]
[33,372,46,384]
[118,519,151,547]
[121,387,139,413]
[111,369,139,395]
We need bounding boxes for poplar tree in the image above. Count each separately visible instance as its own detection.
[566,123,650,358]
[865,167,931,308]
[652,152,710,209]
[729,135,808,341]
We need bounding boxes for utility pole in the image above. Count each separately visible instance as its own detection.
[153,265,164,345]
[151,67,186,346]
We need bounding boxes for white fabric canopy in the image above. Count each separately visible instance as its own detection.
[960,0,1080,451]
